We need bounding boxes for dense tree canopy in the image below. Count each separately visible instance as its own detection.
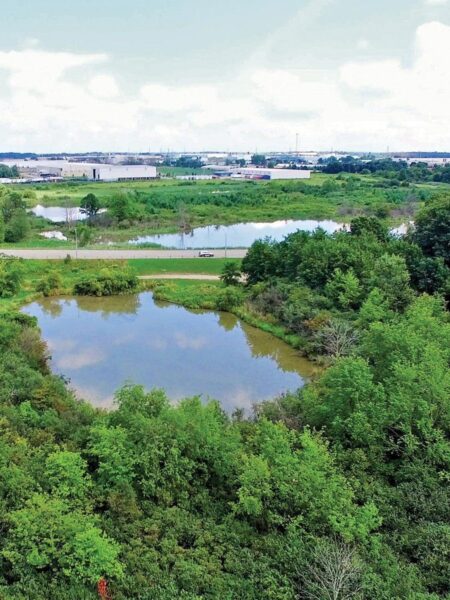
[0,199,449,598]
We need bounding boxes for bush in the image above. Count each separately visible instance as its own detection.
[73,268,138,296]
[0,259,22,297]
[36,271,62,297]
[216,286,244,310]
[220,261,241,286]
[4,211,30,242]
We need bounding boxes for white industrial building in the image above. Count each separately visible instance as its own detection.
[3,160,157,181]
[90,165,157,181]
[4,160,94,178]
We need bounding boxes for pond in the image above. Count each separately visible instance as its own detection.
[22,293,315,412]
[129,219,345,248]
[30,204,88,222]
[30,205,107,223]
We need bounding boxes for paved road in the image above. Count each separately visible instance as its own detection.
[0,248,247,260]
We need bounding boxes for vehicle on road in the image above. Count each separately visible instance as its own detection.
[198,250,215,257]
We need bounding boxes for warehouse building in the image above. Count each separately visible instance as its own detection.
[3,160,157,181]
[90,165,157,181]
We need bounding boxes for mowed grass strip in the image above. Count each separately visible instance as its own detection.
[127,258,240,276]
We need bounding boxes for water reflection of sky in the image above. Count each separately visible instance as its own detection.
[30,205,107,223]
[30,205,88,222]
[22,293,314,413]
[130,219,344,249]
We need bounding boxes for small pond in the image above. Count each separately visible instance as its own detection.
[30,205,88,222]
[22,293,315,412]
[30,205,108,223]
[129,219,345,248]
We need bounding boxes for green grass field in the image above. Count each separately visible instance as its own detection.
[4,172,447,250]
[127,258,240,275]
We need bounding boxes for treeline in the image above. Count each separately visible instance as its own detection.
[241,199,449,358]
[320,156,450,183]
[0,164,20,178]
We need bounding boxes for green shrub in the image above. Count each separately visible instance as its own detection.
[0,259,23,297]
[36,271,62,297]
[73,268,138,296]
[216,286,244,310]
[4,211,30,242]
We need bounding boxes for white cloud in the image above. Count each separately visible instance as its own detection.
[1,22,450,151]
[174,332,208,350]
[88,74,119,98]
[425,0,448,6]
[57,347,106,370]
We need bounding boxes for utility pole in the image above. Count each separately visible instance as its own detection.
[295,132,299,154]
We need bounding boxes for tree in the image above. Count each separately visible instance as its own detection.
[358,288,393,327]
[316,319,359,358]
[4,210,30,242]
[45,451,90,502]
[108,192,141,222]
[350,216,388,242]
[0,191,26,222]
[325,268,362,309]
[0,259,23,297]
[80,193,100,218]
[251,154,267,166]
[3,494,123,585]
[370,254,413,311]
[241,238,279,283]
[413,196,450,265]
[299,538,363,600]
[220,261,241,286]
[0,163,19,178]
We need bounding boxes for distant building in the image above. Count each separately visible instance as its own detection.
[3,160,157,181]
[4,160,91,178]
[90,165,157,181]
[226,167,311,180]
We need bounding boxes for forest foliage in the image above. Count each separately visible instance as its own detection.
[0,197,448,598]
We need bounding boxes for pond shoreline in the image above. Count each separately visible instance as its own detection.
[22,290,316,411]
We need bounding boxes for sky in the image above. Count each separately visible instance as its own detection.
[1,0,450,153]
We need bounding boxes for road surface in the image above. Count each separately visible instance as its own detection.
[0,248,247,260]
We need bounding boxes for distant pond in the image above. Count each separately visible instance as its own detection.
[129,219,345,248]
[30,205,107,223]
[30,205,89,222]
[22,293,315,412]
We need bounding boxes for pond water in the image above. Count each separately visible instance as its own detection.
[30,204,88,222]
[22,293,315,412]
[30,205,108,223]
[129,219,345,248]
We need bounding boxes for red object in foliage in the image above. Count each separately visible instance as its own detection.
[98,577,109,599]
